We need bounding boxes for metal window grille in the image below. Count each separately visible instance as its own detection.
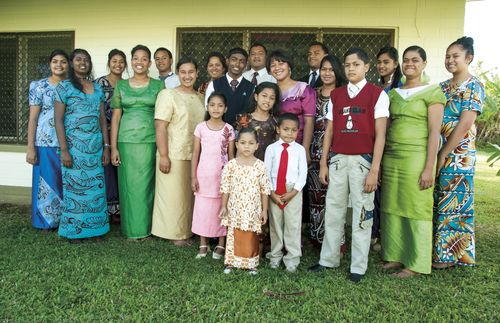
[177,27,394,88]
[0,31,74,144]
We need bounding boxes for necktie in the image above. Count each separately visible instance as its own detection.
[230,79,239,92]
[251,71,259,85]
[309,71,317,87]
[349,85,359,97]
[276,143,289,209]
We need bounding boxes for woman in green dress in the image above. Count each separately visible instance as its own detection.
[381,46,445,277]
[110,45,165,240]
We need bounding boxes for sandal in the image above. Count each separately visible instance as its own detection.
[195,245,211,259]
[212,245,225,260]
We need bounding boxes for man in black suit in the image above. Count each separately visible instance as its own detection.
[298,41,329,88]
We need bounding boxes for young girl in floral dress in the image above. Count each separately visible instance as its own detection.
[219,127,272,274]
[191,92,235,259]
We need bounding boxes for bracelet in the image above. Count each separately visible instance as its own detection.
[104,143,111,149]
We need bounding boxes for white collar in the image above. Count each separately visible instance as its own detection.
[226,73,244,84]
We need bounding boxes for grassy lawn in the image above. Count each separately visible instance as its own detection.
[1,151,498,321]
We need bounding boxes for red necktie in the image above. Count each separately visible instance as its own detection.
[251,71,258,85]
[276,143,289,209]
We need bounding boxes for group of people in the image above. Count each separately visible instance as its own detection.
[26,36,484,281]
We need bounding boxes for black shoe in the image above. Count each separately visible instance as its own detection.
[349,273,364,283]
[308,264,333,273]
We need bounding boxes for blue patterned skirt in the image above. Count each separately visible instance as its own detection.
[31,147,63,229]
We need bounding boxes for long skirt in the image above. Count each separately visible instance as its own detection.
[381,215,432,274]
[118,142,155,239]
[31,146,63,229]
[151,159,193,240]
[225,226,260,269]
[58,148,109,239]
[307,160,328,243]
[192,195,226,238]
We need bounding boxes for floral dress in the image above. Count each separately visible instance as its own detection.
[433,76,484,266]
[235,113,277,161]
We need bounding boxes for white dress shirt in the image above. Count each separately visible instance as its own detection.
[242,67,276,84]
[161,72,180,89]
[264,139,308,192]
[204,73,244,107]
[326,79,390,120]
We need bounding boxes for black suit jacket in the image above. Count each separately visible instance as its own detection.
[298,71,323,89]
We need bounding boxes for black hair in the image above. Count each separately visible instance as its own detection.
[344,47,369,64]
[277,113,299,127]
[236,127,258,141]
[68,48,93,92]
[176,57,198,72]
[131,45,151,61]
[246,81,281,116]
[319,54,348,88]
[403,45,427,61]
[205,91,227,121]
[376,46,402,90]
[48,49,69,64]
[205,51,227,73]
[227,47,248,59]
[107,49,128,71]
[266,49,294,72]
[448,36,475,62]
[249,43,268,54]
[309,41,329,54]
[154,47,173,59]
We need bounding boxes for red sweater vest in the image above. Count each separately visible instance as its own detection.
[330,83,383,154]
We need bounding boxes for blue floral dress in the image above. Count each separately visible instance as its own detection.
[433,76,484,266]
[55,80,110,239]
[29,78,63,229]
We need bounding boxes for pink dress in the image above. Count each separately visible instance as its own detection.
[279,81,316,144]
[191,122,235,237]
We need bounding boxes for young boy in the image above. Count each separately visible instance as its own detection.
[308,48,389,282]
[264,113,308,273]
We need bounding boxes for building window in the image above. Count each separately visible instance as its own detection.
[0,31,74,144]
[177,27,394,88]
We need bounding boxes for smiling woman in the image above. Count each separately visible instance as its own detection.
[151,57,206,247]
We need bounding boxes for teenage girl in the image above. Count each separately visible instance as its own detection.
[376,46,403,92]
[191,92,235,259]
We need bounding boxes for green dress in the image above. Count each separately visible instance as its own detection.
[381,84,446,274]
[110,79,165,238]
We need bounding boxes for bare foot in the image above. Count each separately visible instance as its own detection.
[172,239,193,247]
[391,268,419,278]
[432,262,454,269]
[381,261,403,270]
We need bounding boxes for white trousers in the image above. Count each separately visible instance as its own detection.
[319,154,374,275]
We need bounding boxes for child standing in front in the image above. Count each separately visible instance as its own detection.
[264,113,308,273]
[235,81,280,161]
[308,48,389,283]
[191,92,235,259]
[219,127,271,274]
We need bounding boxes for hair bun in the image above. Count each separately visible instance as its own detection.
[458,36,474,47]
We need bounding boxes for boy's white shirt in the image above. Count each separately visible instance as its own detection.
[325,79,390,120]
[264,138,308,192]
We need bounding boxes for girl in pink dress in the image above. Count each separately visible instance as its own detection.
[191,92,235,259]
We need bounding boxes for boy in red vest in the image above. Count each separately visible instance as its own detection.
[308,48,389,282]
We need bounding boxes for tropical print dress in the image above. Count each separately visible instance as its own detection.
[433,76,484,266]
[55,80,110,239]
[29,78,63,229]
[235,113,277,161]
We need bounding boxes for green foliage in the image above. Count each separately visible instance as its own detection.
[0,153,499,321]
[475,63,500,144]
[487,143,500,176]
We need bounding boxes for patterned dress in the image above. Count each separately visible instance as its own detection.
[235,113,277,161]
[55,80,109,239]
[433,77,484,266]
[191,122,235,238]
[308,89,330,243]
[29,78,63,229]
[94,76,119,214]
[220,159,272,269]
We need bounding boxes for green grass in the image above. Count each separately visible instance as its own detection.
[1,152,499,321]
